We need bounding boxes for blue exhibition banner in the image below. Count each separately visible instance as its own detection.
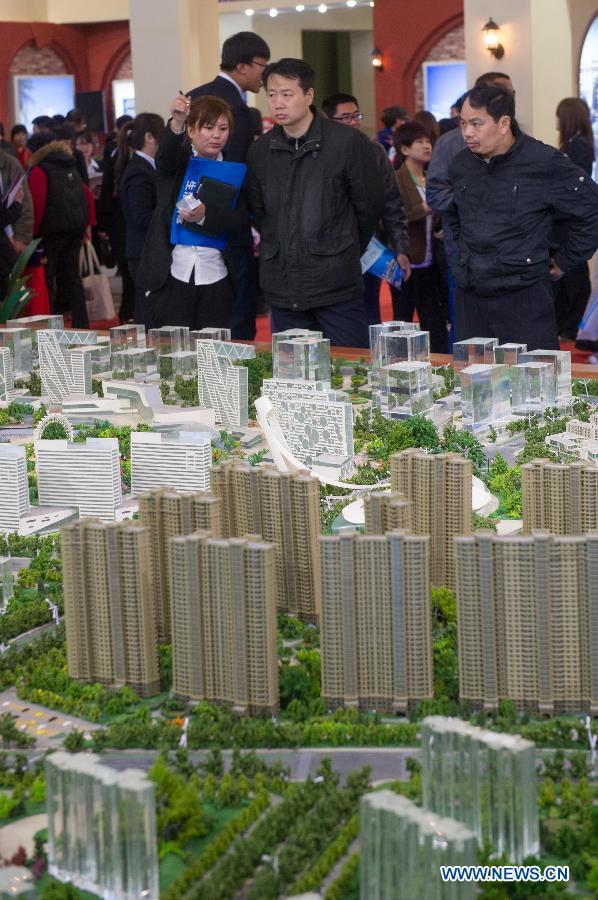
[170,157,247,250]
[360,236,404,288]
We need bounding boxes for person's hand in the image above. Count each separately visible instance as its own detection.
[180,202,206,223]
[10,239,27,254]
[398,253,411,282]
[549,258,564,279]
[170,95,190,134]
[82,226,92,244]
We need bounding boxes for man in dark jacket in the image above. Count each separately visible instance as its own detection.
[188,31,270,340]
[247,59,385,348]
[322,92,411,327]
[445,84,598,350]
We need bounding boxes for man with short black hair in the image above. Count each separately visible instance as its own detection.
[445,84,598,349]
[322,91,410,326]
[187,31,271,340]
[66,108,87,134]
[247,58,385,347]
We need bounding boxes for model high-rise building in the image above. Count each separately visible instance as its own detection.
[378,361,433,418]
[111,346,157,375]
[130,430,211,496]
[196,339,249,427]
[170,532,278,714]
[273,335,331,382]
[511,361,556,414]
[360,790,477,900]
[61,519,159,696]
[158,351,197,380]
[0,348,14,402]
[148,325,189,354]
[459,363,511,433]
[0,328,32,378]
[109,323,146,350]
[138,488,222,641]
[493,342,527,365]
[46,751,158,900]
[455,531,598,713]
[369,321,420,375]
[0,445,30,531]
[521,458,598,534]
[320,530,432,712]
[363,491,411,534]
[37,330,92,404]
[36,438,122,522]
[519,349,572,404]
[191,326,231,343]
[390,449,471,590]
[0,557,13,614]
[421,716,539,862]
[379,329,430,367]
[211,460,321,619]
[453,337,498,373]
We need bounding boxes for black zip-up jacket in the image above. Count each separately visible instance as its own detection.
[444,131,598,296]
[247,108,385,311]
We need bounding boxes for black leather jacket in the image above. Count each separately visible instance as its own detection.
[445,131,598,295]
[247,109,385,311]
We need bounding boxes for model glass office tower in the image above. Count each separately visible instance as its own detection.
[455,531,598,714]
[493,342,527,365]
[130,430,212,496]
[192,326,232,343]
[360,790,477,900]
[0,328,32,377]
[148,325,189,354]
[111,347,157,375]
[390,449,471,590]
[109,324,146,350]
[271,328,322,358]
[369,321,420,374]
[379,329,430,367]
[320,531,432,712]
[0,445,30,531]
[274,336,331,382]
[511,362,556,414]
[452,337,498,373]
[420,716,539,862]
[38,330,93,403]
[519,349,572,404]
[170,532,278,713]
[158,351,197,379]
[521,458,598,534]
[196,339,249,427]
[36,438,122,522]
[61,520,159,696]
[459,363,511,433]
[363,491,412,534]
[0,348,14,402]
[46,751,158,900]
[211,461,322,620]
[378,361,433,418]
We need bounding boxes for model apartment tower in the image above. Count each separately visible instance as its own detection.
[521,458,598,534]
[130,430,212,496]
[170,531,278,714]
[36,437,122,522]
[455,531,598,714]
[61,520,159,696]
[46,751,158,900]
[137,488,222,641]
[390,449,471,590]
[363,491,412,535]
[320,530,432,713]
[421,716,539,863]
[360,790,477,900]
[211,460,322,620]
[0,347,14,402]
[0,445,29,531]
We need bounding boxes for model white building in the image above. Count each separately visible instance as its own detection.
[35,438,122,521]
[196,339,250,428]
[130,430,211,495]
[546,411,598,464]
[38,330,92,404]
[0,445,30,531]
[45,751,159,900]
[0,348,15,402]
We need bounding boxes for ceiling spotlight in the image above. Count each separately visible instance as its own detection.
[347,0,357,6]
[245,7,254,15]
[296,3,305,9]
[318,3,327,11]
[269,7,278,16]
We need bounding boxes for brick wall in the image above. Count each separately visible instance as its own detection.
[414,24,465,112]
[114,54,132,80]
[9,44,67,76]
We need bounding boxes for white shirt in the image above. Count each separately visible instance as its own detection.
[217,72,247,104]
[170,151,228,286]
[411,183,433,270]
[135,149,156,170]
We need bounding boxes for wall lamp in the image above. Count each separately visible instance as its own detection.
[371,48,384,71]
[482,17,505,59]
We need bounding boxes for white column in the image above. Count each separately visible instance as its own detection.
[129,0,220,120]
[464,0,575,145]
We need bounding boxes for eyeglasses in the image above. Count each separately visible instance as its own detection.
[332,112,364,123]
[251,59,268,69]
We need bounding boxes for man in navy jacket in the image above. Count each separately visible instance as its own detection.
[188,32,270,339]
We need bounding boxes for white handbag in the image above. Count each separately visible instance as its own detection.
[79,240,116,321]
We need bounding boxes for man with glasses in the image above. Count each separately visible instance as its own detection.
[322,92,410,326]
[188,31,271,338]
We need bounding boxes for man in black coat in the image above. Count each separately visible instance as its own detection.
[445,84,598,350]
[247,59,385,348]
[187,31,270,339]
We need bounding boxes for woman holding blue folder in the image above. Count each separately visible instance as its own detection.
[139,94,248,329]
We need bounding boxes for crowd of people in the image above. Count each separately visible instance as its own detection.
[1,29,598,352]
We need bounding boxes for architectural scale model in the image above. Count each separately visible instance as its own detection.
[455,531,598,713]
[45,751,159,900]
[130,429,212,496]
[420,716,539,862]
[170,531,278,714]
[0,556,13,613]
[6,313,63,335]
[368,320,421,378]
[274,334,331,382]
[390,449,472,590]
[109,323,146,350]
[359,790,477,900]
[492,342,527,365]
[363,490,412,534]
[0,347,14,402]
[148,325,189,355]
[0,444,29,531]
[196,338,250,428]
[138,488,222,642]
[378,360,433,418]
[320,530,432,712]
[546,410,598,464]
[61,519,159,696]
[459,363,511,434]
[519,349,572,405]
[452,336,498,373]
[521,457,598,533]
[37,330,92,404]
[0,328,31,377]
[36,437,122,521]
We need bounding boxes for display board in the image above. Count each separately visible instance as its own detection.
[12,75,75,132]
[423,61,467,121]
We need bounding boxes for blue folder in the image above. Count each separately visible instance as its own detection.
[170,157,247,250]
